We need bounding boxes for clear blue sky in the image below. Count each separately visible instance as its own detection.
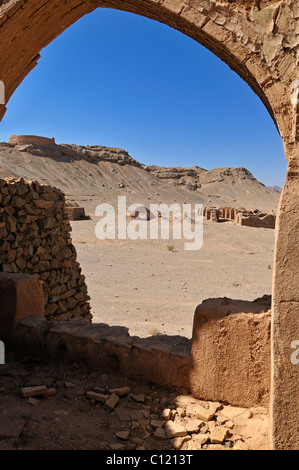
[0,8,286,187]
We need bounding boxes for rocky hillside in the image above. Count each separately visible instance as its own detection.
[145,165,267,197]
[268,185,282,193]
[144,165,206,191]
[0,140,280,214]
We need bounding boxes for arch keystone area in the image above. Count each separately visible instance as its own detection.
[0,0,299,450]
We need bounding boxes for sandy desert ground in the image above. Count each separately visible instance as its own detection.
[71,214,275,339]
[0,141,279,450]
[0,141,279,339]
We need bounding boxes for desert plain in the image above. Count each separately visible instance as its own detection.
[0,140,280,339]
[0,139,282,451]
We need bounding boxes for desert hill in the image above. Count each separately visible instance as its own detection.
[267,185,282,193]
[0,138,278,341]
[0,140,280,214]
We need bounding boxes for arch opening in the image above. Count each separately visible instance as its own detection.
[0,7,284,340]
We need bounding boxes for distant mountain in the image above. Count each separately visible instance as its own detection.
[268,186,282,193]
[0,139,280,213]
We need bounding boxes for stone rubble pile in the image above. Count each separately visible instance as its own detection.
[0,358,268,450]
[83,384,266,451]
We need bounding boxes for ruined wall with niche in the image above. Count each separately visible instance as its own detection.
[0,177,91,320]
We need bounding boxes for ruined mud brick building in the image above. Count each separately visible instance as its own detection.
[8,135,56,147]
[64,201,89,221]
[203,206,220,222]
[235,208,276,228]
[204,206,276,228]
[0,0,298,450]
[219,207,237,220]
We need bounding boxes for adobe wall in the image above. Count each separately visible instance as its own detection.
[204,206,276,229]
[64,201,88,221]
[219,207,237,220]
[203,207,220,222]
[190,296,271,408]
[271,142,299,451]
[236,212,276,228]
[11,295,271,409]
[0,177,90,320]
[9,135,55,147]
[0,272,44,345]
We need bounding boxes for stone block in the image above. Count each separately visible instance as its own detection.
[0,177,90,321]
[165,421,187,439]
[0,272,44,345]
[190,297,271,408]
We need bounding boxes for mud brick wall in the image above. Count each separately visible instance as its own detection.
[65,206,86,221]
[190,296,271,408]
[8,135,55,147]
[0,177,90,320]
[236,212,276,229]
[204,206,276,229]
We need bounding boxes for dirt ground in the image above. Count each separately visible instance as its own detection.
[0,216,273,452]
[0,352,269,451]
[71,216,275,339]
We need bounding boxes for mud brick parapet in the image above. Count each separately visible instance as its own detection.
[0,177,90,320]
[9,135,55,147]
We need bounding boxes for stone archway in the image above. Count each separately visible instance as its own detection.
[0,0,298,450]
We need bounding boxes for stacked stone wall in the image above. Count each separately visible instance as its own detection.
[0,177,90,320]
